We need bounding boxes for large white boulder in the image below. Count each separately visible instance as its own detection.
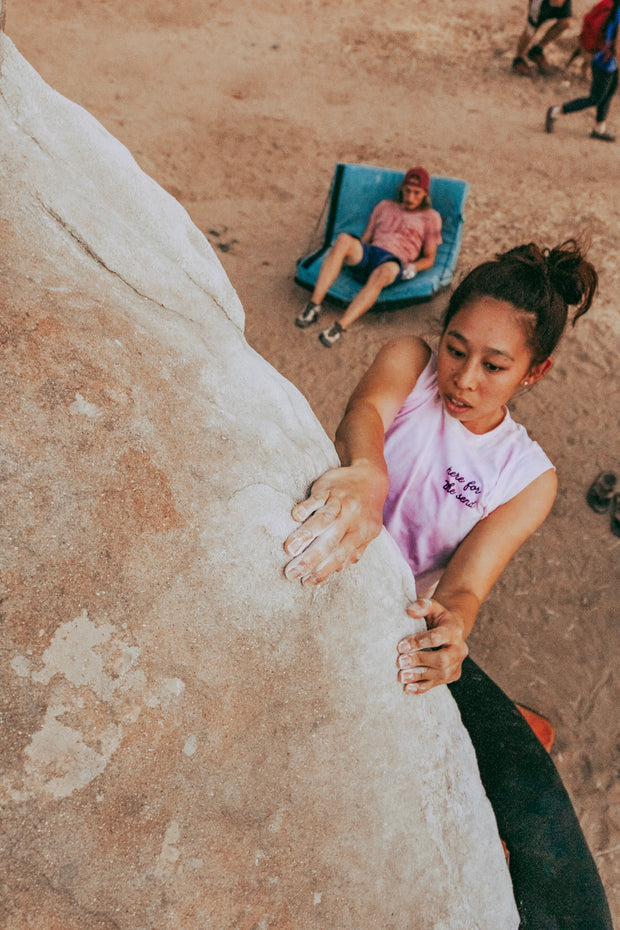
[0,33,518,929]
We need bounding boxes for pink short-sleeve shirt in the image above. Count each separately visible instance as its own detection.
[365,200,443,264]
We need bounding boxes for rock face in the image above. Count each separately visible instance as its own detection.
[0,33,519,929]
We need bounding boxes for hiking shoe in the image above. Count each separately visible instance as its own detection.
[295,301,322,328]
[545,106,558,133]
[590,129,616,142]
[586,472,617,513]
[319,322,344,347]
[512,56,531,76]
[527,44,553,75]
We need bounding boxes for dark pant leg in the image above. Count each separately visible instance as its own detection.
[595,68,618,123]
[562,62,616,117]
[448,658,612,930]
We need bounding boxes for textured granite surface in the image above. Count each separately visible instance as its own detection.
[0,33,518,929]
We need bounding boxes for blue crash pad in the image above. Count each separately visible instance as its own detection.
[295,163,469,309]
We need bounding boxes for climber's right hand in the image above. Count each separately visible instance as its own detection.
[283,463,388,585]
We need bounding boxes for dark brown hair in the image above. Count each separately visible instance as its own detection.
[442,240,598,364]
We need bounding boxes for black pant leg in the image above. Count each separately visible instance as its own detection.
[595,68,619,123]
[448,657,612,930]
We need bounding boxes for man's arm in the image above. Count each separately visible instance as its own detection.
[408,242,438,273]
[403,212,442,276]
[360,218,375,244]
[359,201,382,244]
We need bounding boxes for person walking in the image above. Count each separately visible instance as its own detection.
[545,0,620,140]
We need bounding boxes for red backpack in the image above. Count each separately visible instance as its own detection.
[580,0,614,52]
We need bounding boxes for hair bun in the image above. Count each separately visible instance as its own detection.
[444,238,598,365]
[544,240,598,320]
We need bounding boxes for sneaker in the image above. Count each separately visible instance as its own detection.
[512,56,531,76]
[319,322,344,347]
[295,301,322,328]
[590,129,616,142]
[527,44,553,75]
[545,106,558,133]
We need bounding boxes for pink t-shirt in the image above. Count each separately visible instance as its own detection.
[364,200,443,264]
[383,352,554,597]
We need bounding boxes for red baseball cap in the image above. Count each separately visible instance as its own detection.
[403,167,430,192]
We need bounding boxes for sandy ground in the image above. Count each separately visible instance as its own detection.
[5,0,619,920]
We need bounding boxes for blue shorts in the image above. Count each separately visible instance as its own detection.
[528,0,571,29]
[350,243,403,283]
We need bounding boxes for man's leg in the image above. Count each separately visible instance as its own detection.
[339,261,400,329]
[297,233,365,329]
[527,4,572,74]
[513,1,538,74]
[311,233,364,305]
[319,259,401,346]
[515,23,536,61]
[538,16,571,49]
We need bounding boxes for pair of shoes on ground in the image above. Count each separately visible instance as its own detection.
[513,44,554,76]
[514,46,554,76]
[527,44,554,75]
[295,302,345,346]
[586,471,620,536]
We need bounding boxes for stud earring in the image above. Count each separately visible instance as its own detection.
[523,380,529,386]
